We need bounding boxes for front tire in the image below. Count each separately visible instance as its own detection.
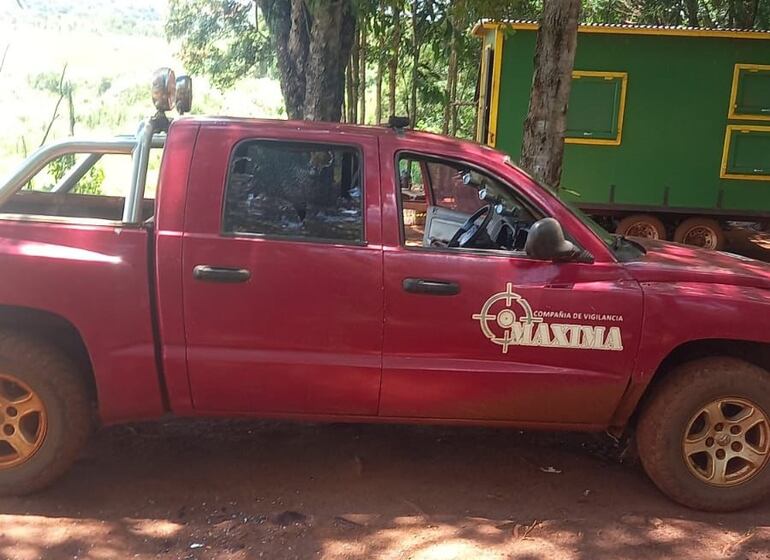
[637,357,770,511]
[0,332,92,495]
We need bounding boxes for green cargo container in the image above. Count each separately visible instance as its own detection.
[474,21,770,249]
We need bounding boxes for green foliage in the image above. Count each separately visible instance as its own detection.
[73,164,105,195]
[166,0,275,90]
[47,154,76,184]
[32,155,105,195]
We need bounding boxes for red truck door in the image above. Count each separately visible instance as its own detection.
[379,139,643,427]
[181,124,383,415]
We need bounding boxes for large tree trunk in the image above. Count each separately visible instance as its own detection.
[260,0,355,121]
[520,0,581,188]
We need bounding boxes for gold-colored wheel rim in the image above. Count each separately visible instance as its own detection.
[0,374,47,469]
[683,397,770,487]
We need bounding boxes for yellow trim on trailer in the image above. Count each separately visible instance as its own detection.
[486,27,504,147]
[564,71,628,146]
[728,63,770,121]
[720,125,770,181]
[472,21,770,40]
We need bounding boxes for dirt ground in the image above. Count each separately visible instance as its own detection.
[2,226,770,560]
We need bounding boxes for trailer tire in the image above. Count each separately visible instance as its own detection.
[616,214,667,240]
[0,332,92,495]
[637,357,770,511]
[673,217,725,250]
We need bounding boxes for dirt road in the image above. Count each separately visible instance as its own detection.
[0,420,768,560]
[2,228,770,560]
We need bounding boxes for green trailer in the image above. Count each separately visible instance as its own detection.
[474,21,770,249]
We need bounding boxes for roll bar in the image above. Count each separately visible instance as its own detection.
[0,120,166,224]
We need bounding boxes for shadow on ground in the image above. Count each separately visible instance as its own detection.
[0,420,768,559]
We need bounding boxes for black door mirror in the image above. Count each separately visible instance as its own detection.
[525,217,592,263]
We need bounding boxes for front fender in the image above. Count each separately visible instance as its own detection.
[610,281,770,428]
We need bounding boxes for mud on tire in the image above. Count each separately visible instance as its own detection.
[637,357,770,511]
[0,332,92,495]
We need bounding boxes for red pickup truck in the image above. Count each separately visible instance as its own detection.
[0,74,769,512]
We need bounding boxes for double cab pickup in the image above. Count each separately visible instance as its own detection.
[0,73,769,511]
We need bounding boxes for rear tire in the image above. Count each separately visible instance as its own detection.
[637,357,770,511]
[0,332,92,495]
[616,214,667,240]
[673,217,725,250]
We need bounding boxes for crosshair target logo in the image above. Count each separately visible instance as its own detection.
[472,283,542,354]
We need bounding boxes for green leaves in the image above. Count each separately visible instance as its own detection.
[166,0,274,90]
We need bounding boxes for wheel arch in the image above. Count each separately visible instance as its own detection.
[0,305,97,404]
[614,338,770,434]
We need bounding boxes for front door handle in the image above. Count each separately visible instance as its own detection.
[402,278,460,296]
[193,265,251,283]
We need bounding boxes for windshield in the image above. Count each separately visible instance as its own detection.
[503,156,644,259]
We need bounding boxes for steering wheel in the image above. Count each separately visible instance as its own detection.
[448,203,495,248]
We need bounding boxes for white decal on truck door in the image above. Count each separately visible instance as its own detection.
[472,283,623,353]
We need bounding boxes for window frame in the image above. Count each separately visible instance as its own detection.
[0,151,159,227]
[564,70,628,147]
[728,63,770,122]
[219,137,367,246]
[394,150,558,260]
[720,124,770,182]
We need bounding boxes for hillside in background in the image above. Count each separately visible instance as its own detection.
[1,0,165,36]
[0,0,284,191]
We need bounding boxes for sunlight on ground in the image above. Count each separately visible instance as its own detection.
[0,512,767,559]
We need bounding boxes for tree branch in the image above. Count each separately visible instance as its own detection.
[0,44,9,77]
[40,64,68,147]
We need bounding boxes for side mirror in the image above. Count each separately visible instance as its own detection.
[525,217,592,263]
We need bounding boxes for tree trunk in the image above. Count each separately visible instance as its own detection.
[684,0,700,26]
[520,0,581,189]
[375,29,384,124]
[409,0,419,126]
[349,28,359,123]
[442,20,458,136]
[358,25,367,124]
[40,64,68,147]
[734,0,759,27]
[388,2,401,117]
[303,1,355,121]
[260,0,355,122]
[449,47,459,136]
[67,88,75,135]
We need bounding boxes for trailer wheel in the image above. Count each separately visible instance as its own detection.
[637,357,770,511]
[616,214,667,240]
[0,332,92,495]
[673,217,725,250]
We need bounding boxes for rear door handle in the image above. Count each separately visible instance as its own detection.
[402,278,460,296]
[193,265,251,283]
